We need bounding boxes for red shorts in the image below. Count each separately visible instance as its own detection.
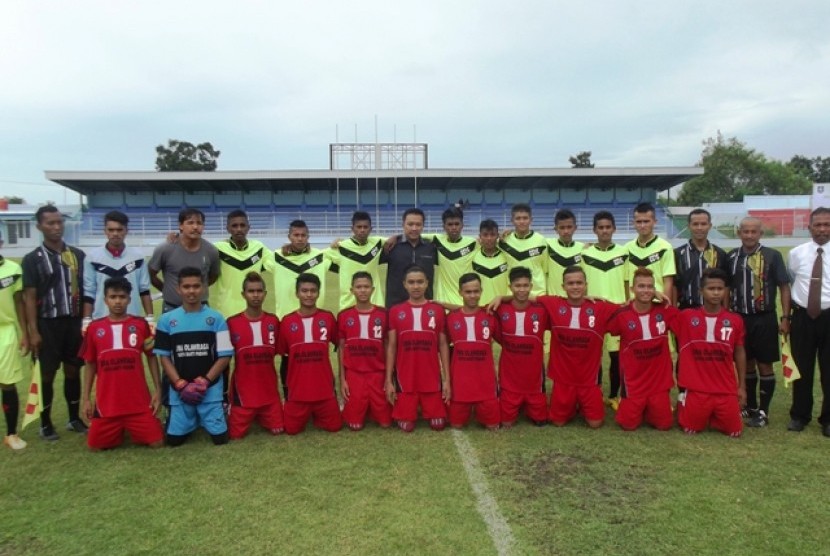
[87,410,163,450]
[341,370,392,428]
[392,392,447,423]
[615,391,673,431]
[229,399,285,439]
[500,390,548,425]
[449,399,500,428]
[284,398,342,435]
[549,383,604,425]
[678,390,742,436]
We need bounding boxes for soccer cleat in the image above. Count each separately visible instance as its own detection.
[397,420,415,433]
[39,426,60,441]
[747,410,769,428]
[742,407,759,420]
[66,419,89,434]
[4,434,27,450]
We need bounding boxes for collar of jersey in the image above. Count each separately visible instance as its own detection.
[557,239,575,248]
[594,243,616,252]
[513,231,535,240]
[229,238,249,251]
[636,235,659,248]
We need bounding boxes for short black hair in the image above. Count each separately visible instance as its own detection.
[351,271,373,285]
[687,208,711,224]
[442,207,464,223]
[511,203,532,216]
[555,209,576,225]
[508,266,532,283]
[352,211,372,225]
[562,265,586,280]
[35,205,61,224]
[179,208,205,225]
[810,207,830,224]
[593,210,615,227]
[242,271,265,291]
[403,264,427,279]
[178,266,203,281]
[289,219,308,231]
[103,277,132,296]
[402,208,425,222]
[700,267,728,288]
[479,219,499,233]
[634,202,655,216]
[296,273,321,292]
[104,210,129,227]
[458,272,481,289]
[226,209,248,222]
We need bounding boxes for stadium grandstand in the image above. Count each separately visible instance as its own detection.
[46,145,702,251]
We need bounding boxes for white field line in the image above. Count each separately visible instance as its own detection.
[451,429,517,556]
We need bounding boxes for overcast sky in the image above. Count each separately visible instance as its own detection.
[1,0,828,204]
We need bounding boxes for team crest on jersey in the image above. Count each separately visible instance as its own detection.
[558,306,567,315]
[170,319,178,328]
[251,254,260,264]
[290,323,299,332]
[206,317,216,326]
[648,253,661,263]
[318,319,326,328]
[528,248,540,257]
[0,276,14,288]
[267,323,275,331]
[655,314,664,322]
[96,328,105,337]
[531,313,539,321]
[125,261,136,273]
[691,317,700,327]
[574,254,582,263]
[398,311,407,320]
[460,246,471,256]
[453,322,462,330]
[628,321,637,330]
[499,263,508,272]
[128,325,136,333]
[346,318,355,327]
[722,319,731,327]
[501,313,510,321]
[481,319,489,327]
[427,309,435,317]
[374,318,382,326]
[586,308,594,316]
[613,257,624,266]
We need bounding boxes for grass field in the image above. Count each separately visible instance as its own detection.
[3,247,830,555]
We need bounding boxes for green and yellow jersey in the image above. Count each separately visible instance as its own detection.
[499,231,548,296]
[625,236,676,295]
[327,236,385,311]
[0,256,23,327]
[212,239,268,318]
[262,247,331,319]
[426,233,478,305]
[471,249,510,306]
[545,239,585,296]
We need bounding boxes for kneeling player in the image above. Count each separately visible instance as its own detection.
[607,268,677,431]
[227,272,284,439]
[446,273,500,430]
[385,265,451,432]
[338,272,391,431]
[492,267,550,427]
[81,278,163,450]
[671,268,746,437]
[537,266,616,428]
[278,274,342,434]
[155,267,233,446]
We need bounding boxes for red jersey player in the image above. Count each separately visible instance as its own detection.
[537,266,618,428]
[80,277,163,451]
[671,267,747,437]
[607,268,678,431]
[338,271,391,431]
[385,265,451,432]
[226,272,284,439]
[493,267,550,427]
[446,273,500,430]
[277,273,342,435]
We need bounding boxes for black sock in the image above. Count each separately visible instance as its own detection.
[759,375,776,414]
[41,380,54,428]
[609,352,620,398]
[745,372,758,410]
[2,389,19,435]
[210,432,229,445]
[64,376,81,421]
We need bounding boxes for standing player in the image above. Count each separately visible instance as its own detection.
[726,217,790,427]
[263,220,331,319]
[154,267,233,446]
[446,273,500,430]
[471,219,510,306]
[226,272,284,439]
[493,267,550,427]
[580,210,628,409]
[22,205,87,440]
[546,209,585,296]
[337,272,391,431]
[1,253,29,450]
[625,202,676,301]
[674,208,730,310]
[385,265,450,432]
[80,278,163,451]
[82,210,153,325]
[213,210,268,318]
[500,203,548,297]
[539,266,617,428]
[671,268,747,437]
[328,211,386,312]
[277,273,342,435]
[429,208,478,306]
[607,268,677,431]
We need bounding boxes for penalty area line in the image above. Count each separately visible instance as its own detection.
[451,429,516,556]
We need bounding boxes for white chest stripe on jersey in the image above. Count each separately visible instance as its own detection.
[111,324,124,349]
[514,311,526,336]
[302,317,314,343]
[705,316,717,343]
[358,313,370,339]
[249,320,264,346]
[569,307,581,329]
[412,308,423,332]
[639,315,652,340]
[464,316,476,342]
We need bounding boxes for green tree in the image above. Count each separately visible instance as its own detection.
[569,151,594,168]
[6,196,25,204]
[155,140,221,171]
[787,155,830,183]
[677,132,811,205]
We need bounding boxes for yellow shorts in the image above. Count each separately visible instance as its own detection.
[0,325,23,385]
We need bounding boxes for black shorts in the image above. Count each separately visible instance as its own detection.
[739,312,780,364]
[37,317,84,374]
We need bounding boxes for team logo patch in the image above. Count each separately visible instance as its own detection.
[558,306,567,315]
[613,257,624,266]
[96,328,105,337]
[318,319,326,328]
[251,254,260,263]
[628,321,637,330]
[346,318,355,327]
[481,319,489,327]
[586,308,594,316]
[128,325,137,333]
[501,313,510,321]
[499,263,508,272]
[232,334,241,343]
[170,319,178,328]
[370,246,380,257]
[574,254,582,263]
[290,323,299,332]
[398,311,407,320]
[453,322,462,330]
[267,323,275,331]
[722,319,731,327]
[206,317,216,326]
[374,318,382,326]
[531,313,539,321]
[0,277,13,288]
[655,314,664,322]
[125,261,136,272]
[648,253,661,263]
[427,309,435,317]
[691,317,700,327]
